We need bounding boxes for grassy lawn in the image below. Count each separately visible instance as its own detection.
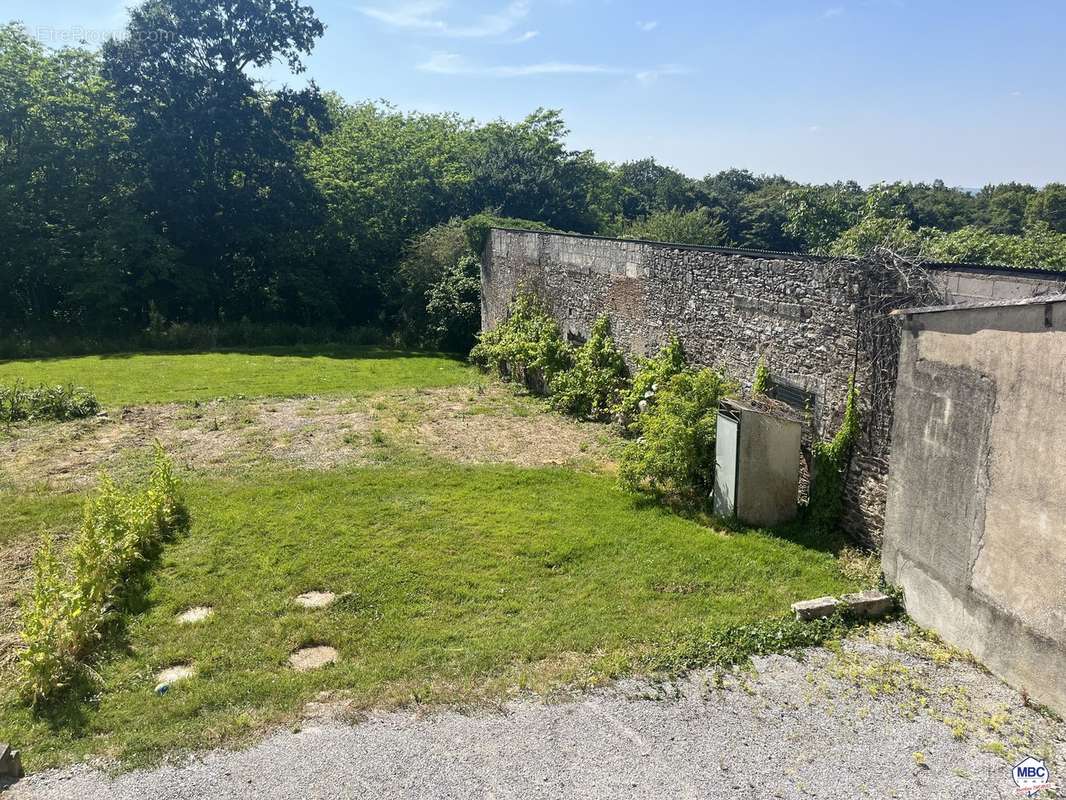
[0,348,868,772]
[0,347,474,405]
[0,463,858,770]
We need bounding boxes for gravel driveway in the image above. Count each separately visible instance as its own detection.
[7,623,1064,799]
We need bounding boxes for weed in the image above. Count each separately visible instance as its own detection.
[16,445,187,704]
[0,381,98,424]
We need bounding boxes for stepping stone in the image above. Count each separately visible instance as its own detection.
[295,591,336,609]
[154,664,194,695]
[176,606,214,624]
[156,664,195,685]
[289,646,338,672]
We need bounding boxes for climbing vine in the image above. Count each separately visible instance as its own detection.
[751,355,771,396]
[469,292,571,393]
[807,375,861,531]
[549,316,628,420]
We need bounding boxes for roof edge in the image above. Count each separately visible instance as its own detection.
[891,293,1066,317]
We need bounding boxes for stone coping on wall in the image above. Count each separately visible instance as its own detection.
[490,226,1066,280]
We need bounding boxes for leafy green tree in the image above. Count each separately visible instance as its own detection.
[698,168,766,244]
[307,102,476,325]
[736,179,802,251]
[101,0,330,325]
[424,255,482,353]
[469,109,614,233]
[0,24,173,334]
[923,223,1066,268]
[976,183,1037,234]
[623,208,728,246]
[614,158,699,219]
[1024,183,1066,234]
[782,184,863,254]
[898,180,978,232]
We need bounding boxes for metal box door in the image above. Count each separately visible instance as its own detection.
[713,411,739,517]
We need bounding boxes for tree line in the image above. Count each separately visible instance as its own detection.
[2,0,1065,352]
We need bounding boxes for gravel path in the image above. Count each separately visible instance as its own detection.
[8,624,1065,799]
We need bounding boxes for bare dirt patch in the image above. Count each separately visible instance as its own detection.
[0,384,615,492]
[0,399,376,491]
[381,385,615,470]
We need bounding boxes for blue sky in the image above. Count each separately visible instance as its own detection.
[8,0,1066,186]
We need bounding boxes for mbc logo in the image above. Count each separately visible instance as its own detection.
[1013,756,1052,797]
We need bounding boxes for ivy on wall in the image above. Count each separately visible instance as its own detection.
[807,375,861,531]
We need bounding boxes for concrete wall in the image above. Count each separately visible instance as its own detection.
[883,297,1066,713]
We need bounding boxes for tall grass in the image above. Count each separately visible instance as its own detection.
[17,445,187,704]
[0,381,99,424]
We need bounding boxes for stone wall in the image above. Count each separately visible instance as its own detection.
[882,296,1066,713]
[480,228,1066,546]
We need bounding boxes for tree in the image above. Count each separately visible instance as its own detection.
[782,183,863,254]
[424,255,482,353]
[976,183,1037,234]
[306,102,476,326]
[468,109,615,234]
[613,158,699,220]
[1024,183,1066,234]
[0,24,173,334]
[101,0,330,325]
[623,208,728,246]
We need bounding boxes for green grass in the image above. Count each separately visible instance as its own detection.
[0,347,474,406]
[0,463,859,770]
[0,347,864,771]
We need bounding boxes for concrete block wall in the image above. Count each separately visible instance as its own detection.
[883,297,1066,713]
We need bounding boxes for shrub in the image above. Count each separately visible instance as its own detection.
[549,316,627,420]
[622,207,729,247]
[469,292,571,393]
[752,355,771,396]
[807,376,861,531]
[424,255,482,353]
[18,444,187,704]
[619,368,738,497]
[616,336,687,425]
[0,381,99,424]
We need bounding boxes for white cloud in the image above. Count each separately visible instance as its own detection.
[359,0,532,38]
[418,52,688,82]
[823,6,845,17]
[509,30,540,43]
[635,64,689,84]
[419,52,615,76]
[636,20,658,32]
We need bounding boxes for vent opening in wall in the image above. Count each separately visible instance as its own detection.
[770,380,817,414]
